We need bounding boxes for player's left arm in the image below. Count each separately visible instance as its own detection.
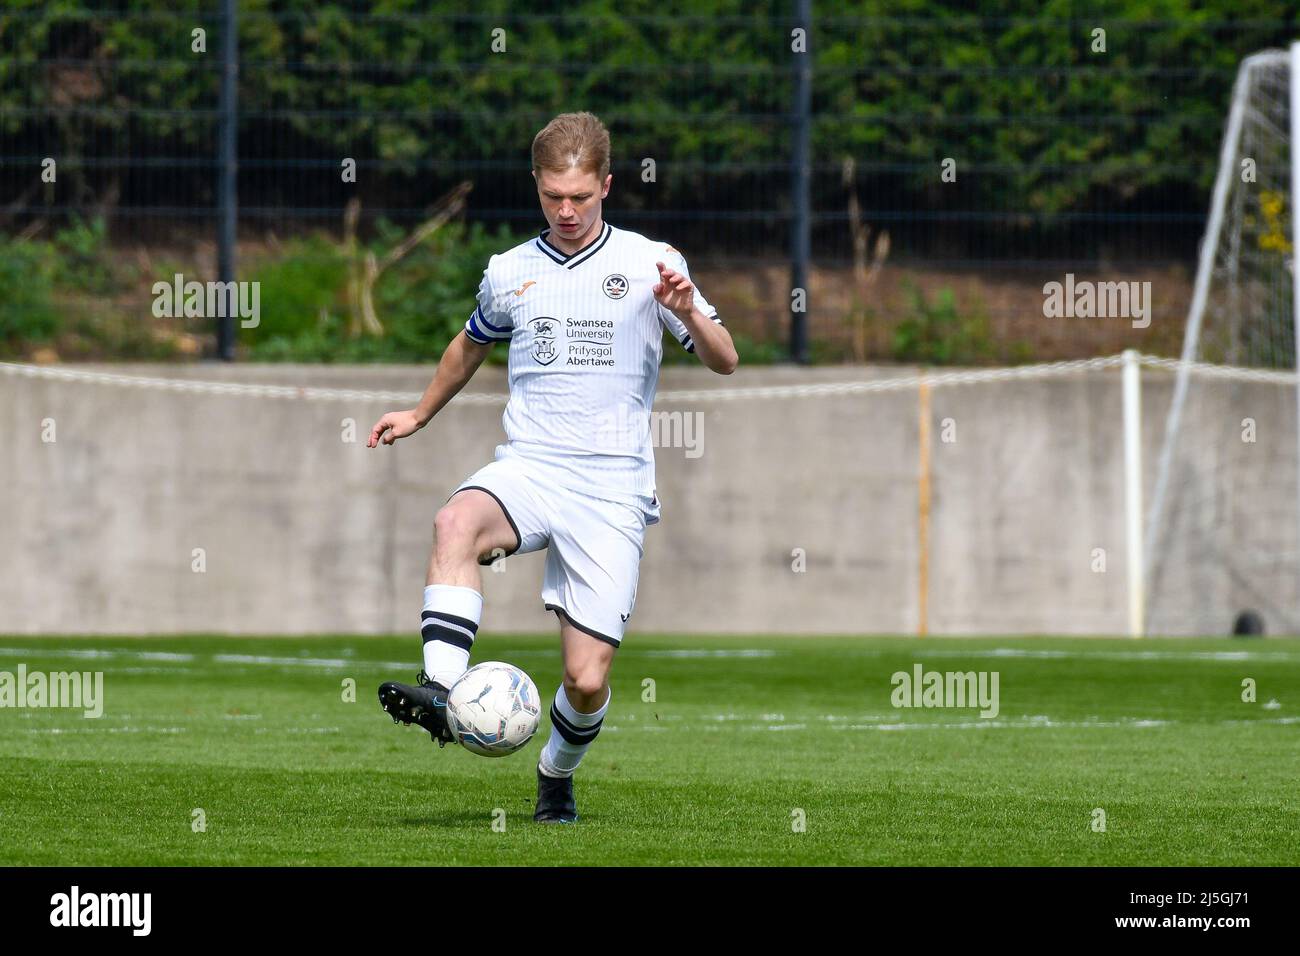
[654,260,739,375]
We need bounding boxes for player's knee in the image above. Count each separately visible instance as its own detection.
[563,666,607,704]
[433,505,479,556]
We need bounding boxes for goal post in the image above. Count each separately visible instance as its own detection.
[1123,349,1145,638]
[1291,41,1300,558]
[1144,44,1300,637]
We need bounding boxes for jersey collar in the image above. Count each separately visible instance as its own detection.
[535,221,613,269]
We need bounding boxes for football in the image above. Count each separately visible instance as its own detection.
[445,662,541,757]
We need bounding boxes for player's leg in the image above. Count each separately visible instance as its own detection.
[380,463,545,745]
[533,493,644,822]
[540,616,617,775]
[418,487,519,688]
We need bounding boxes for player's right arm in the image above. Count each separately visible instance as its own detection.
[367,331,492,447]
[368,260,512,447]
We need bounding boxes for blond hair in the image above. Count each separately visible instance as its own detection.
[531,112,610,180]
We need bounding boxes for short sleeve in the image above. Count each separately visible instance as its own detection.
[655,245,723,354]
[463,259,514,345]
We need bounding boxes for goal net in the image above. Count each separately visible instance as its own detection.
[1145,47,1300,636]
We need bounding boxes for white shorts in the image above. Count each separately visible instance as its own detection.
[448,457,647,646]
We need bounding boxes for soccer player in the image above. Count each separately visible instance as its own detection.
[369,112,738,823]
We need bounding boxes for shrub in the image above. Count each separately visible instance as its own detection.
[0,237,60,355]
[242,220,524,363]
[891,283,996,366]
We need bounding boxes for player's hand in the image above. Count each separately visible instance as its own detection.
[367,409,423,447]
[653,261,695,317]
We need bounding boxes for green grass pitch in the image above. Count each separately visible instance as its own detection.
[0,634,1296,866]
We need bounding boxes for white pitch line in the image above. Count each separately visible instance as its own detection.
[897,647,1300,663]
[3,644,1295,674]
[847,717,1176,731]
[282,727,341,734]
[24,726,188,735]
[1,645,776,670]
[818,715,1298,730]
[213,653,352,668]
[0,647,414,670]
[650,712,1292,731]
[0,647,195,662]
[633,649,777,658]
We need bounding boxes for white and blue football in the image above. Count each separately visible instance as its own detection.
[445,662,541,757]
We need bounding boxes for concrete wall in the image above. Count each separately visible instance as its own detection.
[0,362,1294,636]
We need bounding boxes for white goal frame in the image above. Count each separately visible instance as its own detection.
[1141,42,1300,635]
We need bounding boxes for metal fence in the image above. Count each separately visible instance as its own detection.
[1,3,1297,360]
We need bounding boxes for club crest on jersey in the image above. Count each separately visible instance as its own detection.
[602,274,629,299]
[528,316,559,365]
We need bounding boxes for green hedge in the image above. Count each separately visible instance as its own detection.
[243,220,521,362]
[5,1,1298,219]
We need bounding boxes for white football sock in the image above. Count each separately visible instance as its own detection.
[420,584,482,688]
[538,684,610,778]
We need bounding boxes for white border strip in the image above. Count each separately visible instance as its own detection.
[1,353,1294,407]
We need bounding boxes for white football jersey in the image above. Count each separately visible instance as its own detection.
[462,221,723,523]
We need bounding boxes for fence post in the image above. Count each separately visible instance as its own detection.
[789,0,811,364]
[216,0,239,361]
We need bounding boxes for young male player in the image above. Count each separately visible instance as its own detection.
[369,112,737,823]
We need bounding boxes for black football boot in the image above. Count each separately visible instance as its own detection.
[378,670,454,747]
[534,766,579,823]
